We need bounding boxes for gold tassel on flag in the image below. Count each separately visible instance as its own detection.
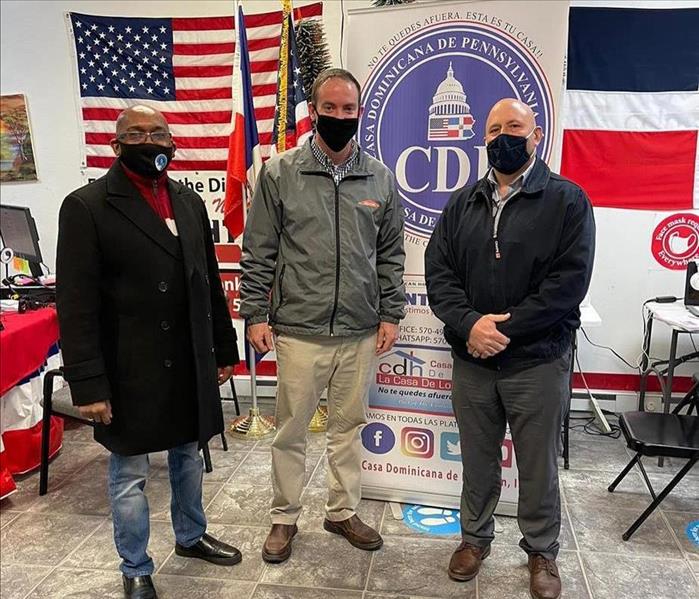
[274,0,293,153]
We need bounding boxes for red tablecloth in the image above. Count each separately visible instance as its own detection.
[0,307,63,499]
[0,308,60,396]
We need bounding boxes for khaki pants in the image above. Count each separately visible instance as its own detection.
[270,332,378,524]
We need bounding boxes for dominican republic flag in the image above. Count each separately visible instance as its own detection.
[561,5,699,210]
[223,3,262,241]
[428,115,475,140]
[271,0,313,153]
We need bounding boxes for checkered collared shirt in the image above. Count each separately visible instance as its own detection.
[310,136,359,185]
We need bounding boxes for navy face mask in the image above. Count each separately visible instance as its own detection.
[486,128,536,175]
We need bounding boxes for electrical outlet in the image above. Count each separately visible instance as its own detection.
[645,398,658,412]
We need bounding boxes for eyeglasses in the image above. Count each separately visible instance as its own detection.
[117,130,172,144]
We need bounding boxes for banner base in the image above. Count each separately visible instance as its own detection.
[361,485,518,517]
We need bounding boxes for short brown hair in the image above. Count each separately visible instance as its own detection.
[310,68,361,105]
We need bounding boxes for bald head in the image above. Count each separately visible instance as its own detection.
[115,105,169,136]
[110,104,175,160]
[485,98,538,139]
[484,97,543,177]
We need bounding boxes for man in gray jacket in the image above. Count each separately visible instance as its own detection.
[240,68,405,563]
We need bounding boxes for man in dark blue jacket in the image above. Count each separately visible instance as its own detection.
[425,98,595,599]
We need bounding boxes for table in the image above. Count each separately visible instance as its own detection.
[638,302,699,466]
[0,307,64,499]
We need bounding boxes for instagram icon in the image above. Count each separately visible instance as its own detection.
[401,427,434,458]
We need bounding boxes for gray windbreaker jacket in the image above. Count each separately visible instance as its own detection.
[240,140,406,337]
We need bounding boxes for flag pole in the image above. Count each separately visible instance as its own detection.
[285,0,327,433]
[230,340,275,438]
[228,0,276,439]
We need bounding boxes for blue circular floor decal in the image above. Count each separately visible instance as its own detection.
[686,520,699,547]
[402,505,460,535]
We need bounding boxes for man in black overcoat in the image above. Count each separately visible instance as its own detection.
[56,105,241,599]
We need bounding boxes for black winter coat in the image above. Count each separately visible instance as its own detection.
[425,158,595,370]
[56,161,238,455]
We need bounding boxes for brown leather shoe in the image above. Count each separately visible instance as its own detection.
[528,554,561,599]
[448,541,490,581]
[323,515,383,550]
[262,524,298,563]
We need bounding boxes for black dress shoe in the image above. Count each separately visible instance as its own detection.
[175,532,242,566]
[122,574,157,599]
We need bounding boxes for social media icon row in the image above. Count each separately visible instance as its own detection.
[361,423,462,461]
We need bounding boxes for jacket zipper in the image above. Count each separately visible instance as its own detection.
[492,200,504,260]
[329,181,341,336]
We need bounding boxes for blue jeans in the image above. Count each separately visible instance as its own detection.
[108,442,207,577]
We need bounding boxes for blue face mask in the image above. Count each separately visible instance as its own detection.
[486,128,536,175]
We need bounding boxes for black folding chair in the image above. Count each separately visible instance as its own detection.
[561,332,576,470]
[39,368,225,494]
[39,368,94,495]
[608,374,699,540]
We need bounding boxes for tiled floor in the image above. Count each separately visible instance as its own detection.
[1,405,697,598]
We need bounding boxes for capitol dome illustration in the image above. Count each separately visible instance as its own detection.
[427,62,475,141]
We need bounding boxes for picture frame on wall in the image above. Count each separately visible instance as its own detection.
[0,93,38,182]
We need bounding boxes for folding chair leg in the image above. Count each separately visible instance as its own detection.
[229,378,240,416]
[622,457,697,541]
[608,454,640,493]
[563,410,570,470]
[39,406,53,496]
[202,444,213,473]
[636,458,658,501]
[220,432,228,452]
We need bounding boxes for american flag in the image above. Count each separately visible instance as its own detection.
[271,1,313,153]
[68,4,322,171]
[428,115,475,141]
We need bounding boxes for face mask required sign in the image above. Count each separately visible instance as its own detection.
[346,0,569,514]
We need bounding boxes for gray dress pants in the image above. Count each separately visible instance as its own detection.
[451,347,571,560]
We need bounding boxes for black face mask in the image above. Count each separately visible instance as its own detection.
[118,143,173,178]
[486,130,535,175]
[315,114,359,153]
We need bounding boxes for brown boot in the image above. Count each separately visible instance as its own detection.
[528,554,562,599]
[448,542,490,581]
[323,515,383,550]
[262,524,298,563]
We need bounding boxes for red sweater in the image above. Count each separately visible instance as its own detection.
[122,164,178,236]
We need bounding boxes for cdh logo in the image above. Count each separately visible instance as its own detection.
[362,422,396,455]
[360,24,554,238]
[378,349,426,377]
[401,427,434,458]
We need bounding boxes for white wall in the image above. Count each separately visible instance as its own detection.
[2,0,695,392]
[0,0,373,269]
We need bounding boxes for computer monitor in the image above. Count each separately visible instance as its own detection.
[0,204,43,278]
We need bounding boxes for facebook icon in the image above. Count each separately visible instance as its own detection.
[362,423,395,455]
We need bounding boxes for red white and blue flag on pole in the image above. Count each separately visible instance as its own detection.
[271,0,313,154]
[224,3,262,241]
[561,5,699,210]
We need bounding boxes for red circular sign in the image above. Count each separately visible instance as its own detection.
[651,213,699,270]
